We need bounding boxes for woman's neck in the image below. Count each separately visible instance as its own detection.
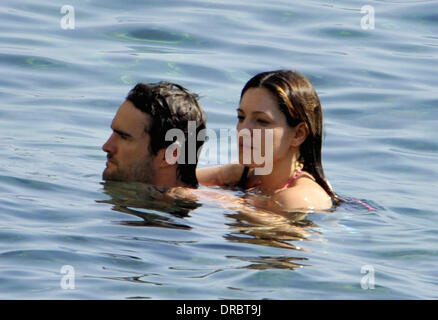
[257,153,299,194]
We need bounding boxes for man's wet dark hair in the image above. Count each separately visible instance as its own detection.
[126,81,206,188]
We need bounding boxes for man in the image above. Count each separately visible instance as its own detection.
[102,81,206,189]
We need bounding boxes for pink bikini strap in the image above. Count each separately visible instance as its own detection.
[277,169,303,192]
[249,169,303,191]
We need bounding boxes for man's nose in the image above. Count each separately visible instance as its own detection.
[102,133,117,154]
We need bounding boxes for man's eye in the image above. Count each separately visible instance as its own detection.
[237,115,244,122]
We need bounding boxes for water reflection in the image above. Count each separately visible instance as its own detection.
[221,187,320,247]
[98,181,321,270]
[98,181,201,230]
[224,218,312,269]
[221,195,320,270]
[224,209,315,246]
[227,255,309,270]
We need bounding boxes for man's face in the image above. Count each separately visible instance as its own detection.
[102,100,156,183]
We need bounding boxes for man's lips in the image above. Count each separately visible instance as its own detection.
[106,157,117,165]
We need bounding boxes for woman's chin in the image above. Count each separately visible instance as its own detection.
[239,152,269,168]
[238,159,264,168]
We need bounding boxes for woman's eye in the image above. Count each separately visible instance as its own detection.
[257,119,269,125]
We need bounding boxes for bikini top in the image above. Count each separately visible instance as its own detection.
[237,167,375,211]
[236,166,304,193]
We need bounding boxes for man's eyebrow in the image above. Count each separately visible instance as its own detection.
[112,127,132,137]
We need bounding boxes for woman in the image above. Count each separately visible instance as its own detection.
[197,70,340,211]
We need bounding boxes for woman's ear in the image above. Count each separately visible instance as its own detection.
[290,122,309,147]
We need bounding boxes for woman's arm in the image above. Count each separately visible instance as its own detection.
[196,163,245,186]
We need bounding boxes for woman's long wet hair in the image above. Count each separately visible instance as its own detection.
[240,70,341,204]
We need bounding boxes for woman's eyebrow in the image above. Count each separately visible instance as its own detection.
[236,108,268,115]
[236,108,267,114]
[252,111,269,116]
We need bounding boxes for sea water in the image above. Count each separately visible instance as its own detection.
[0,0,437,299]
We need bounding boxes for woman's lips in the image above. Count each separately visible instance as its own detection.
[239,142,253,150]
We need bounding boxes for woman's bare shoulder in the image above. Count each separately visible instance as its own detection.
[271,178,332,211]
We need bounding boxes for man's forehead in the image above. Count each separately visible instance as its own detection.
[112,100,151,134]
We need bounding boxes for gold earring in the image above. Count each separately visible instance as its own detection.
[295,157,304,172]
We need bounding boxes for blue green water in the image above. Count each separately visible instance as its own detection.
[0,0,437,299]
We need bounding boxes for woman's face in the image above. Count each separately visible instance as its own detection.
[237,87,295,170]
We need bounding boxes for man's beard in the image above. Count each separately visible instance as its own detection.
[103,155,155,183]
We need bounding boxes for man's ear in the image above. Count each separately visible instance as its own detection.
[290,122,309,148]
[158,142,181,168]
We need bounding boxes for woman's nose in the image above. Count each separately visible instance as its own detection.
[238,119,258,138]
[237,125,254,145]
[237,118,252,131]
